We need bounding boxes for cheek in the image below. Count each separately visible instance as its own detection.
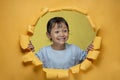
[65,33,69,39]
[66,33,69,37]
[51,33,57,38]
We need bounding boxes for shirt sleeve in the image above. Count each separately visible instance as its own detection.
[35,48,45,63]
[77,47,87,63]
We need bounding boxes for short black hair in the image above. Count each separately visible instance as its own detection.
[47,17,69,34]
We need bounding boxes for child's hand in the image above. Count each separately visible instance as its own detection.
[27,41,35,52]
[86,44,94,52]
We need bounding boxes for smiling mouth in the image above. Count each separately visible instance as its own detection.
[58,38,66,41]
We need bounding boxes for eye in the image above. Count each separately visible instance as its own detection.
[63,29,68,32]
[55,31,59,33]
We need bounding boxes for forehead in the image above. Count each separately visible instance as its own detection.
[52,22,67,29]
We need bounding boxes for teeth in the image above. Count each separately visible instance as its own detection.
[58,38,65,40]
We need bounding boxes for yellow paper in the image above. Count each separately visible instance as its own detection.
[70,64,80,74]
[32,56,42,66]
[62,7,75,11]
[57,69,69,79]
[39,8,49,17]
[22,51,42,66]
[43,68,69,79]
[43,68,57,79]
[49,8,62,12]
[87,15,96,28]
[93,36,102,49]
[22,51,34,62]
[80,59,92,71]
[27,25,34,34]
[20,34,29,49]
[87,50,100,60]
[94,26,101,34]
[72,7,87,15]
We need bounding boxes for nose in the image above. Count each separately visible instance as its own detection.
[59,31,64,36]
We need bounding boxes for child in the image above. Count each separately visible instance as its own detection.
[29,17,93,69]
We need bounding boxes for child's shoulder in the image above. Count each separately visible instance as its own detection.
[66,43,80,49]
[39,45,51,51]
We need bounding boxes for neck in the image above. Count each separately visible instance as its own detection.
[51,43,65,50]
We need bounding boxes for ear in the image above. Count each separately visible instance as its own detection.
[46,32,51,39]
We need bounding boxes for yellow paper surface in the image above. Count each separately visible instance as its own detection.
[43,68,58,79]
[49,8,62,12]
[93,36,102,49]
[87,50,100,60]
[1,0,120,80]
[20,34,29,49]
[32,55,43,66]
[43,68,69,79]
[22,51,34,62]
[80,59,92,71]
[22,51,42,66]
[87,15,96,28]
[39,8,49,17]
[70,64,80,74]
[57,69,69,78]
[27,25,35,34]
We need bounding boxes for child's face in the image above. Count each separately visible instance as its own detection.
[48,23,69,45]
